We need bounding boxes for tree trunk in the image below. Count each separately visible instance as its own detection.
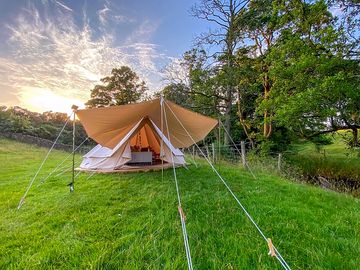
[352,128,358,147]
[237,88,254,148]
[263,72,272,138]
[224,93,232,145]
[224,49,233,145]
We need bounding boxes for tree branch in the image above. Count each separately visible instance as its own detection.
[306,125,360,138]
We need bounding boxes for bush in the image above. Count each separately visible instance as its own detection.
[285,154,360,196]
[309,135,333,153]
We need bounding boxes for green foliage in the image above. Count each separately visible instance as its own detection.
[254,0,360,143]
[309,135,333,153]
[36,124,57,140]
[1,139,360,269]
[339,129,360,149]
[86,67,147,108]
[182,0,360,151]
[256,127,294,155]
[0,107,90,146]
[160,84,194,109]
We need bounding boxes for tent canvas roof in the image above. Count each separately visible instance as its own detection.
[76,98,218,149]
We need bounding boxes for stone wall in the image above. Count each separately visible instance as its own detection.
[0,132,91,153]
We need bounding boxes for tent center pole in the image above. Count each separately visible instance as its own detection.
[70,105,78,192]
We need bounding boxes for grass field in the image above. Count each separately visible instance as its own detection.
[285,134,360,196]
[1,138,360,269]
[290,132,360,161]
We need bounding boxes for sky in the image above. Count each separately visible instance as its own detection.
[0,0,209,114]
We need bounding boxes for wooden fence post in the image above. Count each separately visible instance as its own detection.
[212,143,215,163]
[277,153,282,171]
[205,144,210,160]
[218,123,221,161]
[241,141,246,168]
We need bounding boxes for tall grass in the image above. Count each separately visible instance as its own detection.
[284,137,360,197]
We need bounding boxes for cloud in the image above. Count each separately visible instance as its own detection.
[125,19,160,45]
[54,0,73,12]
[97,3,110,26]
[97,0,135,27]
[0,1,170,113]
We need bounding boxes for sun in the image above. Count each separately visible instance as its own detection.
[19,87,85,114]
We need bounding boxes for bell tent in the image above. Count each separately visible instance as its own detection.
[75,98,218,172]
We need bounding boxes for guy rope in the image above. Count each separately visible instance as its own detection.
[161,97,194,270]
[164,100,291,270]
[218,120,257,180]
[17,114,71,209]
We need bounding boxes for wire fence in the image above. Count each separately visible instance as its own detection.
[185,143,295,164]
[183,142,305,184]
[183,141,360,197]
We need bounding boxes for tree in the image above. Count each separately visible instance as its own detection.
[234,0,292,140]
[328,0,359,58]
[163,49,223,116]
[160,84,194,109]
[263,0,360,146]
[86,66,147,108]
[183,0,359,151]
[233,48,261,147]
[191,0,249,144]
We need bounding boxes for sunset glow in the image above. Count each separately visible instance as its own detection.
[0,0,208,113]
[19,87,84,114]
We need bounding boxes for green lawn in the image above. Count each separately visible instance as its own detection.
[290,132,360,161]
[286,134,360,195]
[1,138,360,269]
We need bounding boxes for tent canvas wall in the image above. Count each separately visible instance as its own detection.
[80,117,185,170]
[76,98,218,172]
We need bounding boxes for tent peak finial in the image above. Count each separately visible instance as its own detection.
[160,95,164,105]
[71,104,79,111]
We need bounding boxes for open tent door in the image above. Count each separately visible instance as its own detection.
[79,117,185,171]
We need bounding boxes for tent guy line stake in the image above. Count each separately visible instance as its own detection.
[17,114,71,210]
[162,98,193,270]
[164,100,291,270]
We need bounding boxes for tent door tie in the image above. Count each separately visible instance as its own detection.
[178,206,186,221]
[267,238,276,257]
[17,197,25,209]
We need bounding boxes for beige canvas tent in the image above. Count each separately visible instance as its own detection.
[76,98,218,172]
